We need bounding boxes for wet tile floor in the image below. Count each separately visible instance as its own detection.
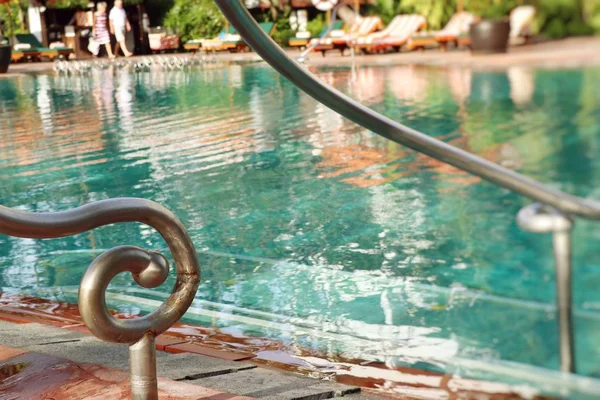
[0,344,253,400]
[0,293,551,400]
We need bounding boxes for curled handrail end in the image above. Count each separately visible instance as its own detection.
[517,203,574,233]
[0,198,200,345]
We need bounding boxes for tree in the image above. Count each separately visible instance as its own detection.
[371,0,457,29]
[163,0,224,42]
[261,0,291,21]
[0,0,27,41]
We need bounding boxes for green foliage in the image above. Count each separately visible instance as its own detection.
[370,0,599,37]
[0,1,26,39]
[584,0,600,33]
[271,15,294,46]
[163,0,224,42]
[543,17,567,38]
[371,0,456,28]
[566,20,593,36]
[45,0,88,8]
[466,0,518,20]
[306,13,326,37]
[533,0,593,38]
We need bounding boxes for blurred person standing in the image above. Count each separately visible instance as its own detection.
[109,0,133,57]
[93,2,115,58]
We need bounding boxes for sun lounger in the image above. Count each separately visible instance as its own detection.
[11,43,41,63]
[312,16,382,56]
[289,20,344,49]
[509,5,536,45]
[407,12,477,51]
[12,33,73,62]
[202,22,276,53]
[353,14,426,53]
[184,25,238,52]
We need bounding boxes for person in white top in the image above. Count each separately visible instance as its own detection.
[109,0,132,57]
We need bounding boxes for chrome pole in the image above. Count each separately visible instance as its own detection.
[130,334,158,400]
[517,203,575,373]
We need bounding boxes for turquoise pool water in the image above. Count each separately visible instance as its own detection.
[1,63,600,391]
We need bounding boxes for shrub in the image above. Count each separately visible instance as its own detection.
[566,20,594,36]
[371,0,462,29]
[306,13,326,37]
[272,17,295,46]
[0,0,27,39]
[163,0,224,42]
[543,18,567,38]
[533,0,594,38]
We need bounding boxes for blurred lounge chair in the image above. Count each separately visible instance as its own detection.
[407,12,477,52]
[12,33,72,62]
[509,5,536,45]
[203,22,276,53]
[312,16,382,56]
[290,20,344,50]
[353,14,426,53]
[184,25,238,53]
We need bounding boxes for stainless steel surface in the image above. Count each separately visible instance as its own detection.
[214,0,600,220]
[0,198,201,398]
[130,333,159,400]
[518,203,575,373]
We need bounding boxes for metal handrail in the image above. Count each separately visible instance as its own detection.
[213,0,588,375]
[0,198,200,399]
[214,0,600,220]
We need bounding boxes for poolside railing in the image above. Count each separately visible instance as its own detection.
[0,2,592,399]
[213,0,598,375]
[0,199,200,400]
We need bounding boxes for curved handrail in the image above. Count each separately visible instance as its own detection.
[214,0,600,220]
[0,198,200,343]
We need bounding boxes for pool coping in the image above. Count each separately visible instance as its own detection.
[0,292,557,399]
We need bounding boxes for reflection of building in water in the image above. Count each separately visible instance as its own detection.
[116,71,135,135]
[508,66,534,106]
[386,65,429,103]
[0,76,104,171]
[309,66,386,106]
[317,141,408,188]
[91,69,116,125]
[447,67,472,106]
[0,78,44,164]
[350,67,385,105]
[36,75,54,136]
[140,68,190,90]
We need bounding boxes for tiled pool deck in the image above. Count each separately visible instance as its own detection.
[0,294,549,399]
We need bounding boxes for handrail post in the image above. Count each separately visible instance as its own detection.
[130,334,158,400]
[517,203,575,373]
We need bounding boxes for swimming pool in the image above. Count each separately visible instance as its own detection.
[1,63,600,393]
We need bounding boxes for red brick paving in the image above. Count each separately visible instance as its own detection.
[0,344,253,400]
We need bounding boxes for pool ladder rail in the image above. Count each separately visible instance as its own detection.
[0,1,596,399]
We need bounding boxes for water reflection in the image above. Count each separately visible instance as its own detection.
[1,64,600,386]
